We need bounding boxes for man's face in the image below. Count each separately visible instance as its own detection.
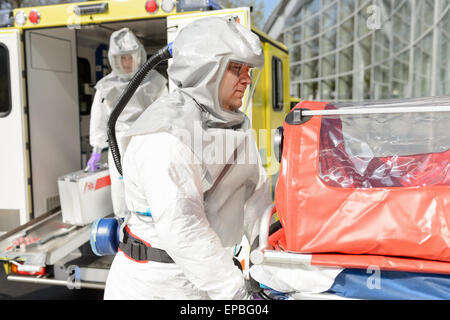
[219,61,252,112]
[120,54,134,74]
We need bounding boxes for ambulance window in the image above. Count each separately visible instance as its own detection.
[78,57,92,115]
[0,43,11,117]
[272,56,283,111]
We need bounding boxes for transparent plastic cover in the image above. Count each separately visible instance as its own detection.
[319,97,450,188]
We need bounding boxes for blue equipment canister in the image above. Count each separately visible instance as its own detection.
[90,217,120,256]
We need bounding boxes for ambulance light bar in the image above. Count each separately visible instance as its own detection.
[0,9,13,27]
[14,10,27,26]
[74,3,109,16]
[177,0,221,12]
[29,10,40,24]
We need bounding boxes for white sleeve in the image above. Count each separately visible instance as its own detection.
[89,90,109,150]
[243,149,272,247]
[131,133,246,299]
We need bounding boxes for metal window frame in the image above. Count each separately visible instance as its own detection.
[280,0,450,102]
[272,56,284,112]
[0,42,12,117]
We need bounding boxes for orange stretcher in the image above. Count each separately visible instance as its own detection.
[270,100,450,274]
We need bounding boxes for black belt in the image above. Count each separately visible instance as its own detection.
[119,226,174,263]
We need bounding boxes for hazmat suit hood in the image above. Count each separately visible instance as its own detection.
[123,16,264,140]
[96,28,147,92]
[169,16,264,127]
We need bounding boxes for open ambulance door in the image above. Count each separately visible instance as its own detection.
[0,29,29,231]
[24,27,81,218]
[166,7,253,122]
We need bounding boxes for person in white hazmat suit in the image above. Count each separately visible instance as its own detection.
[103,17,272,300]
[87,28,168,218]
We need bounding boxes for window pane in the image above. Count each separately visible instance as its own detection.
[304,82,319,100]
[292,25,302,43]
[392,81,407,99]
[272,57,283,111]
[321,53,336,77]
[393,52,409,82]
[306,0,321,16]
[438,10,450,95]
[379,0,392,17]
[304,15,320,39]
[373,30,390,63]
[392,2,411,52]
[374,65,389,83]
[412,34,433,97]
[304,36,319,60]
[287,5,303,26]
[321,27,337,54]
[338,76,352,100]
[284,29,293,47]
[415,0,435,39]
[357,5,370,38]
[321,79,336,100]
[339,46,353,73]
[289,44,302,64]
[339,17,354,47]
[340,1,355,21]
[0,44,11,116]
[355,35,372,67]
[373,82,390,100]
[304,59,319,79]
[322,3,338,29]
[290,63,302,82]
[322,0,336,7]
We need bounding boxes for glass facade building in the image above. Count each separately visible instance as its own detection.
[265,0,450,101]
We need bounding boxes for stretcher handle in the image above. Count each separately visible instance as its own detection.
[250,205,276,265]
[301,105,450,117]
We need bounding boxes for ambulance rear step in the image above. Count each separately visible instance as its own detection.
[0,207,110,288]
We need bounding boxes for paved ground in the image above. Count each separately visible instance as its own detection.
[0,267,104,300]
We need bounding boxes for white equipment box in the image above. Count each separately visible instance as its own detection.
[58,168,113,226]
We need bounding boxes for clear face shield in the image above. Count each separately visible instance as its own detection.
[219,60,262,115]
[112,52,142,77]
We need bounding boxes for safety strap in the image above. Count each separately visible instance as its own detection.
[119,227,175,263]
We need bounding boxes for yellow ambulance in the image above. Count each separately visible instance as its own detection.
[0,0,293,229]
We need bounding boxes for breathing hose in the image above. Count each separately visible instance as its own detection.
[107,43,173,176]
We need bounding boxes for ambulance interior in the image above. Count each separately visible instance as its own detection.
[24,18,169,220]
[76,18,169,164]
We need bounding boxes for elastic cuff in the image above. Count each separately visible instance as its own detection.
[92,146,103,154]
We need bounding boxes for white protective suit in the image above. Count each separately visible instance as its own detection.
[89,28,168,218]
[103,17,272,300]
